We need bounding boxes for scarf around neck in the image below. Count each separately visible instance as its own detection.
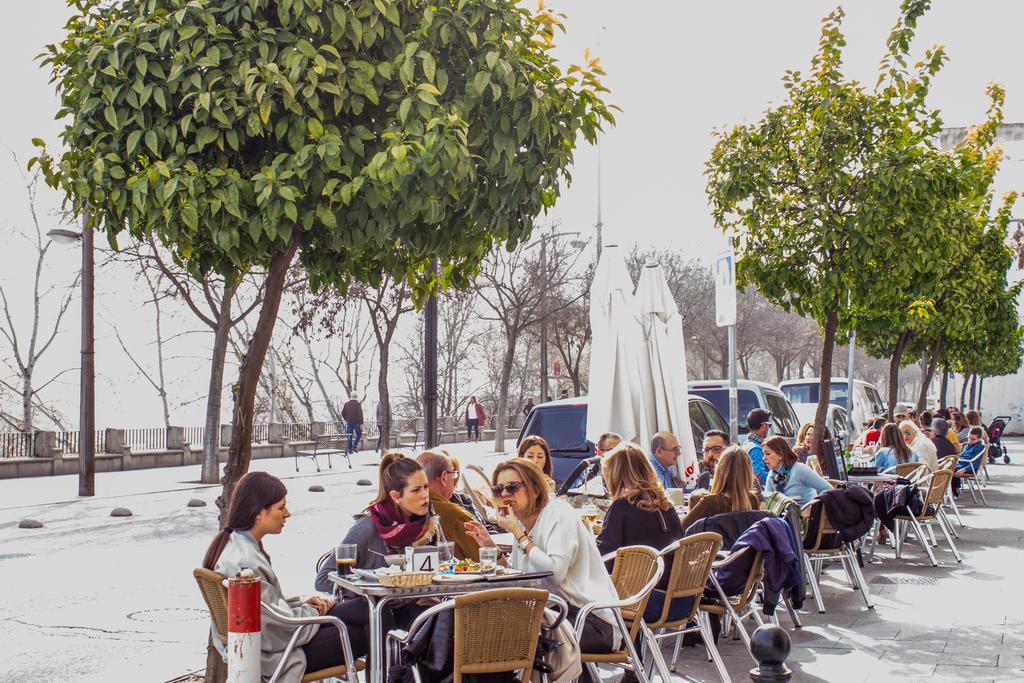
[368,498,437,550]
[771,464,791,492]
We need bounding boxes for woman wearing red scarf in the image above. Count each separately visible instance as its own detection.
[315,452,442,594]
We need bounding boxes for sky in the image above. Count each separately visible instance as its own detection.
[1,1,1023,429]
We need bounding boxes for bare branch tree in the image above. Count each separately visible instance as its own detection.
[0,155,79,434]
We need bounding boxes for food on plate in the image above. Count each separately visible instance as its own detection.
[440,558,481,574]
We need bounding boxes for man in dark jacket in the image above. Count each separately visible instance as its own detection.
[342,396,364,454]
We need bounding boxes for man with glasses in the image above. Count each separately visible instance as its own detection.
[649,431,684,490]
[417,451,481,561]
[696,429,729,490]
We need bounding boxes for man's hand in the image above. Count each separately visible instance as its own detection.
[304,595,335,616]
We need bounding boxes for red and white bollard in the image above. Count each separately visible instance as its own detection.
[227,570,262,683]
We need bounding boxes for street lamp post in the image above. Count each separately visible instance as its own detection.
[48,215,95,497]
[529,230,583,404]
[424,259,439,450]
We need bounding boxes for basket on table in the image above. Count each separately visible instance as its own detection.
[378,571,434,588]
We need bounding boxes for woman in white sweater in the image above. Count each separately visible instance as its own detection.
[465,459,620,676]
[203,472,368,683]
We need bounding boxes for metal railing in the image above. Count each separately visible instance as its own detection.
[54,430,106,456]
[0,432,34,458]
[123,427,166,451]
[184,426,206,446]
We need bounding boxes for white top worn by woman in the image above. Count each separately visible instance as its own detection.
[510,497,621,647]
[215,529,319,683]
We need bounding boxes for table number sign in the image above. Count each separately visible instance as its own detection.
[405,545,441,572]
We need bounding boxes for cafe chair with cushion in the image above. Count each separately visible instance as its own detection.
[386,588,559,683]
[893,470,962,567]
[641,533,729,683]
[576,546,664,683]
[801,500,873,614]
[194,568,364,683]
[700,547,765,659]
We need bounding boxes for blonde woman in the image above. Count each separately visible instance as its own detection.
[900,419,938,471]
[680,446,760,530]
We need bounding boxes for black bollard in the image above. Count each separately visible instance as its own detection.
[749,623,792,682]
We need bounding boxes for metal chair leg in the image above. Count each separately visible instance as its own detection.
[639,623,671,683]
[847,546,874,609]
[804,554,825,613]
[782,594,802,628]
[670,631,683,671]
[699,612,731,683]
[945,489,964,529]
[936,514,963,563]
[909,517,938,566]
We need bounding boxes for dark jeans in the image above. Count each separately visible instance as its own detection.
[303,598,371,672]
[347,424,362,452]
[467,419,480,440]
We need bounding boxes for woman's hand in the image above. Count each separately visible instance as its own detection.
[304,595,335,616]
[489,506,527,537]
[463,520,497,547]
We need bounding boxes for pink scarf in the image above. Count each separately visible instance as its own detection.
[368,499,436,549]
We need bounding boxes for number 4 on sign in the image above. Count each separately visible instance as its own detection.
[405,546,440,573]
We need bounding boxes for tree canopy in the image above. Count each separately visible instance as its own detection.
[34,0,614,303]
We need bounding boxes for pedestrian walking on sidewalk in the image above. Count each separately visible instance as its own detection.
[464,396,485,441]
[342,396,364,454]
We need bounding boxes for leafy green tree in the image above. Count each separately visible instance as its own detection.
[34,0,613,511]
[706,1,975,457]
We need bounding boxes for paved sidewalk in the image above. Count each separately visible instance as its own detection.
[1,439,1022,681]
[652,438,1024,682]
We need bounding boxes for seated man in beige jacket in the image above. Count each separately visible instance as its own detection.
[418,450,481,561]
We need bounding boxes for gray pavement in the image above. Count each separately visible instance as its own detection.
[1,439,1022,682]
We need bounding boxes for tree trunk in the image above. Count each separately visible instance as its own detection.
[201,287,235,485]
[493,334,517,452]
[959,372,969,411]
[915,336,943,413]
[812,311,838,474]
[218,238,298,516]
[377,345,391,451]
[21,371,32,435]
[968,372,977,410]
[886,331,912,421]
[939,363,949,409]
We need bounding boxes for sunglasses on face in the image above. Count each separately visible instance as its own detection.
[491,481,526,496]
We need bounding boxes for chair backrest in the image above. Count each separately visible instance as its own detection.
[609,545,661,639]
[453,587,549,683]
[937,455,957,471]
[725,547,765,612]
[803,501,843,554]
[651,533,722,627]
[924,469,953,507]
[894,462,926,478]
[193,568,229,646]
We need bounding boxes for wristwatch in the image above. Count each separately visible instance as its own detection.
[516,534,532,552]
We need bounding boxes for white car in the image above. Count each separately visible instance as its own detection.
[778,377,886,431]
[790,403,853,451]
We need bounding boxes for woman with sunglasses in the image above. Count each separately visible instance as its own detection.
[517,435,557,491]
[464,458,621,677]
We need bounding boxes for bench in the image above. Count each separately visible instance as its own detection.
[396,429,443,452]
[294,434,350,472]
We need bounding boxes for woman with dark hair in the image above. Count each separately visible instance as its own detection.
[762,435,832,505]
[464,458,621,678]
[873,423,918,471]
[517,435,556,491]
[315,452,441,593]
[205,471,368,682]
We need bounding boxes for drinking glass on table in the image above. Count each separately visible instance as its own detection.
[439,541,455,564]
[335,543,357,576]
[479,547,498,574]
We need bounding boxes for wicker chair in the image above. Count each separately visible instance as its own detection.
[576,546,664,683]
[194,568,364,683]
[934,456,965,529]
[889,462,927,480]
[700,547,765,658]
[801,500,873,614]
[386,588,558,683]
[893,469,962,566]
[638,533,728,683]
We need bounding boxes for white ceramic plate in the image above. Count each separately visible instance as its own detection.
[433,573,483,584]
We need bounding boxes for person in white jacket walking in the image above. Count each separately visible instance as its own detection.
[204,471,369,682]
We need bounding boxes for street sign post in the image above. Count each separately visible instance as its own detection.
[716,248,739,443]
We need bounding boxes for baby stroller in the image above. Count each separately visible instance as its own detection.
[988,417,1011,464]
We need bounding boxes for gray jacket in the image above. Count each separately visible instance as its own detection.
[315,515,387,594]
[215,530,318,683]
